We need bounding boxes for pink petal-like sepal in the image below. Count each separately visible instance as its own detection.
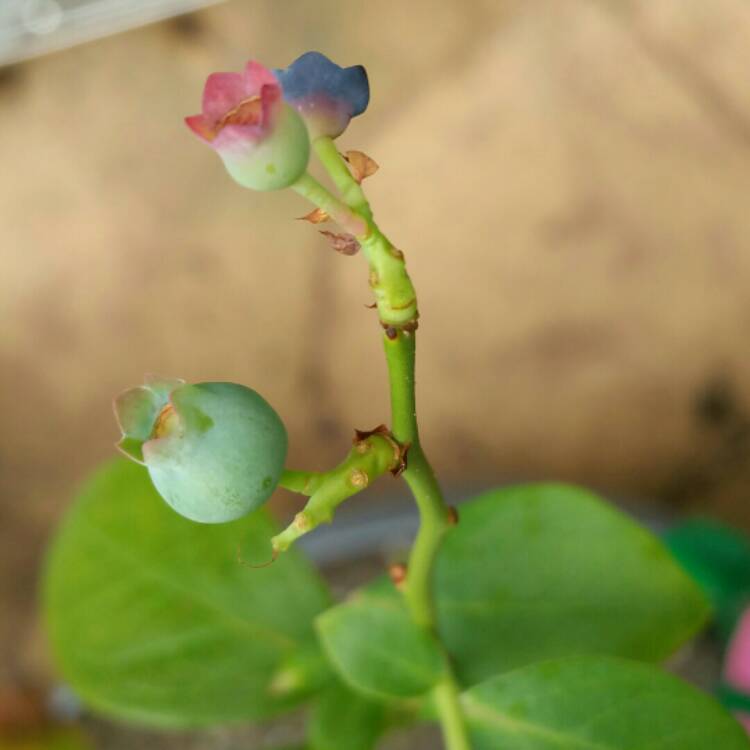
[275,52,369,139]
[243,61,278,92]
[202,72,250,122]
[185,61,310,191]
[722,607,750,736]
[185,114,215,143]
[725,608,750,694]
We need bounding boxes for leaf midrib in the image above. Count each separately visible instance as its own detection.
[462,694,614,750]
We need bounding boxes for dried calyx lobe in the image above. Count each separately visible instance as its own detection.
[114,377,287,524]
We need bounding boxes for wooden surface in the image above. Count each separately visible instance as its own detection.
[2,0,750,696]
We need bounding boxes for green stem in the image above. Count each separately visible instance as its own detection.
[292,172,367,237]
[361,228,419,329]
[313,136,372,217]
[383,331,447,627]
[279,468,325,496]
[297,149,418,329]
[433,676,471,750]
[273,434,398,553]
[384,327,469,750]
[312,141,471,750]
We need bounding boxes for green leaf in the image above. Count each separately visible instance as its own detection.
[463,656,750,749]
[316,591,443,699]
[308,680,386,750]
[665,519,750,640]
[43,459,330,727]
[0,729,92,750]
[436,484,710,685]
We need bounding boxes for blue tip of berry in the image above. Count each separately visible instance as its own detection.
[275,51,370,119]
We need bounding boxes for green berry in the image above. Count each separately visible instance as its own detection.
[114,378,287,523]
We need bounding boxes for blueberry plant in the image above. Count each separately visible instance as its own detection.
[43,53,750,750]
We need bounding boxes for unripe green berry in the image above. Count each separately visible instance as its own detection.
[114,379,287,523]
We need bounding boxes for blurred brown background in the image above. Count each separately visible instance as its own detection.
[2,0,750,734]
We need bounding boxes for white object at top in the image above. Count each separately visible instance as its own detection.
[0,0,224,65]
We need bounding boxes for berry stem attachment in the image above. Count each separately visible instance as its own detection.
[272,432,400,553]
[298,147,418,330]
[292,172,367,236]
[313,136,371,217]
[278,469,326,496]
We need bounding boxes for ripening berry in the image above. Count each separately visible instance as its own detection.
[275,51,369,140]
[185,61,310,190]
[114,378,287,523]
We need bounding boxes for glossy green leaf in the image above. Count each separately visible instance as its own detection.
[43,459,330,727]
[464,656,750,749]
[436,484,710,685]
[316,591,443,699]
[308,680,386,750]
